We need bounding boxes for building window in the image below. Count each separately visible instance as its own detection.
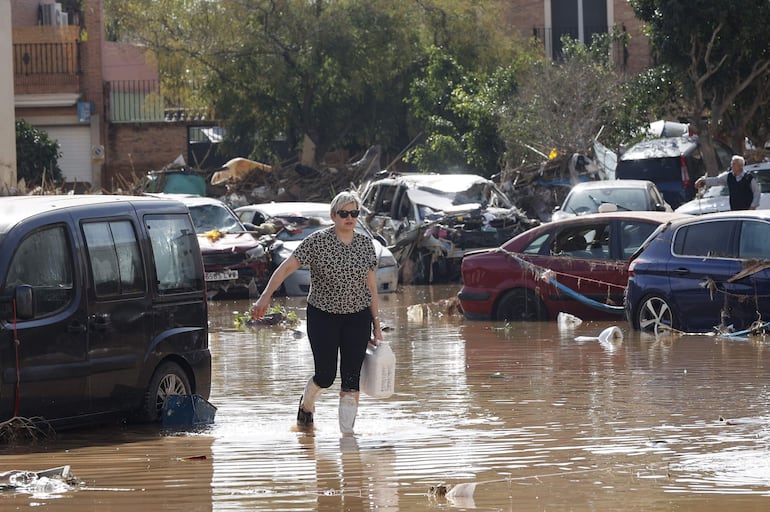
[547,0,609,59]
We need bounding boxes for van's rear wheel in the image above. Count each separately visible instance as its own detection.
[140,361,191,422]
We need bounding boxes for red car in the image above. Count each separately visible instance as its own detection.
[458,211,689,321]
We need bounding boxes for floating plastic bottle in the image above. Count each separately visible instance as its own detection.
[557,312,583,329]
[360,341,396,398]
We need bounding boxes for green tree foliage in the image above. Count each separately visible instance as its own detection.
[103,0,531,172]
[612,65,689,147]
[631,0,770,170]
[214,0,422,165]
[15,121,63,187]
[405,47,519,176]
[107,0,423,166]
[411,0,518,73]
[499,34,625,168]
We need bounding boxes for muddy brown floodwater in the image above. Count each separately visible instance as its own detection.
[3,285,770,511]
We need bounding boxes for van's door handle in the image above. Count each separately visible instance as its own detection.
[67,321,87,334]
[672,267,690,275]
[89,314,112,331]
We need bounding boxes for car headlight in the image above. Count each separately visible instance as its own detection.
[378,253,398,268]
[246,245,266,259]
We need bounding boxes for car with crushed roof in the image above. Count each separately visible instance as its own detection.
[458,210,690,321]
[235,201,398,296]
[360,173,537,284]
[614,135,735,210]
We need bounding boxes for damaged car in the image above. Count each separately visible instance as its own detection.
[360,173,537,284]
[234,202,399,296]
[458,211,690,322]
[159,194,273,298]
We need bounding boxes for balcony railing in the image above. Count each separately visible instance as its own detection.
[106,80,213,123]
[12,40,80,90]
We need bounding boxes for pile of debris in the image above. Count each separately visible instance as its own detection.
[499,152,608,221]
[210,146,384,208]
[202,149,603,221]
[132,146,604,285]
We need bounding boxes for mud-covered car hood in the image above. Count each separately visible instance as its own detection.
[406,188,479,213]
[196,231,260,253]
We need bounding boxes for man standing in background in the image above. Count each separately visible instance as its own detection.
[695,155,760,210]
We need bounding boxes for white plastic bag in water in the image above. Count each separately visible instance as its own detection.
[557,312,583,329]
[360,341,396,398]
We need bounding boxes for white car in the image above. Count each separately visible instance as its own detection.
[675,162,770,215]
[552,179,672,221]
[235,202,398,296]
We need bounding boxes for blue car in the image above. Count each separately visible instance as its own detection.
[626,210,770,334]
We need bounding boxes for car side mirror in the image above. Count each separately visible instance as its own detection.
[14,285,35,320]
[655,204,666,212]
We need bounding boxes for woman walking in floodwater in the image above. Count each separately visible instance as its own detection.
[251,190,383,434]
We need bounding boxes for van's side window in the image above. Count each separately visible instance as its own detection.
[83,221,145,297]
[145,215,201,293]
[5,226,74,316]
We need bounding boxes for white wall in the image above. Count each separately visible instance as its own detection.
[0,0,17,192]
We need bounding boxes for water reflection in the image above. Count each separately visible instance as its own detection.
[3,286,770,510]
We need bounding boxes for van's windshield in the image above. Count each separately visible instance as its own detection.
[3,225,74,316]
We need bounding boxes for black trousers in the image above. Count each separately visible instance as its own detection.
[306,304,372,392]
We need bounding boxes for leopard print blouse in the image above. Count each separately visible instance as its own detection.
[292,227,377,314]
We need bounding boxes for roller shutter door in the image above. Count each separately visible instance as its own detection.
[39,125,92,185]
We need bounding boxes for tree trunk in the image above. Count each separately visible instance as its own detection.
[698,131,723,177]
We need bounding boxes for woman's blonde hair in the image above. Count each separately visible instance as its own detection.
[330,191,361,214]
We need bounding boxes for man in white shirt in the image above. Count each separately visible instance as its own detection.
[695,155,760,210]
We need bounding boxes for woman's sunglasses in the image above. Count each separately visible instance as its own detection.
[336,209,360,218]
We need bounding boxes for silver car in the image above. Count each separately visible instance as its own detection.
[552,179,672,222]
[235,202,398,296]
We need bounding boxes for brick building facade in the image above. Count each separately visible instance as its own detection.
[504,0,650,75]
[8,0,652,192]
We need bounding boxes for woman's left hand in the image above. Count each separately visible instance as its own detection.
[371,325,383,346]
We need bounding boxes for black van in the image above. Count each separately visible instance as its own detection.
[615,136,735,210]
[0,195,211,429]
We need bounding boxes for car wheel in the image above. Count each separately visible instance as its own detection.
[636,295,676,335]
[140,361,192,422]
[495,289,547,321]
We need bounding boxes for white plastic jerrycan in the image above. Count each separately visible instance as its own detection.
[360,340,396,398]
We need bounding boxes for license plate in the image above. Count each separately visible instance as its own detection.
[205,269,239,282]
